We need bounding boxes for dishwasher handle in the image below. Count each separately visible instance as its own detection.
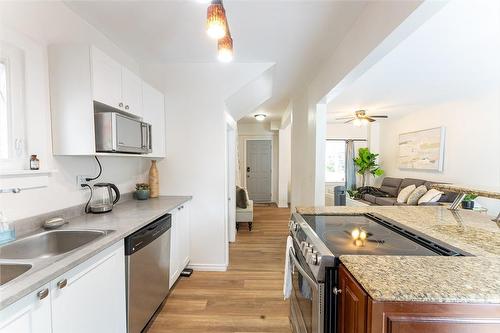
[125,213,171,255]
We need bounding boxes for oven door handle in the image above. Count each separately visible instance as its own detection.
[289,248,318,290]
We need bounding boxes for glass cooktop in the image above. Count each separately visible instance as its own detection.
[301,214,462,256]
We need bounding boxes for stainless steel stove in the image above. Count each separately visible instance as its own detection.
[287,213,469,333]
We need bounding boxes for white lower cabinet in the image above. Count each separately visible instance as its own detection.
[0,241,126,333]
[169,202,191,287]
[0,283,51,333]
[51,241,126,333]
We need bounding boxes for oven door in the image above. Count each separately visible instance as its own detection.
[289,248,323,333]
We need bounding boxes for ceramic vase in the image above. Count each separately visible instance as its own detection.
[149,160,159,198]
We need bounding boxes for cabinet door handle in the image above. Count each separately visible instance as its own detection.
[125,105,129,110]
[118,102,124,108]
[57,278,68,289]
[332,287,342,295]
[37,288,49,300]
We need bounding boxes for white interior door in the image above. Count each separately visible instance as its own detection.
[246,140,272,202]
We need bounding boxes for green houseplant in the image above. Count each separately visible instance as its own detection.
[353,147,384,187]
[135,183,150,200]
[461,194,478,210]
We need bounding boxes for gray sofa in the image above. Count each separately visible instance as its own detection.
[360,177,457,206]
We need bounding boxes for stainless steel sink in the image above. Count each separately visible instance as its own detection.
[0,263,32,286]
[0,229,112,260]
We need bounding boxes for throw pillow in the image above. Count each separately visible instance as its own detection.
[236,186,248,209]
[396,184,416,203]
[406,185,428,205]
[418,189,444,205]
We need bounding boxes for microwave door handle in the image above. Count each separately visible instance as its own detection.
[148,125,152,151]
[141,123,147,150]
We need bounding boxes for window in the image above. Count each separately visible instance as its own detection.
[0,41,27,171]
[0,61,8,159]
[325,140,345,183]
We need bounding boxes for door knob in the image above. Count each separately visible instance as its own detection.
[246,167,250,172]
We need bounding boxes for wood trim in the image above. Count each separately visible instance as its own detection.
[369,300,500,333]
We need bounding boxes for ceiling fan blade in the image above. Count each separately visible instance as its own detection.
[336,117,354,120]
[344,119,354,124]
[366,117,376,122]
[370,115,388,118]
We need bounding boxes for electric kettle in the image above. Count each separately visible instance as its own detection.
[88,183,120,214]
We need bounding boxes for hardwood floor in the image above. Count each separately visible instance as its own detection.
[148,205,292,333]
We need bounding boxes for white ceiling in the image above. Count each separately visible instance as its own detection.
[327,0,500,123]
[66,0,368,121]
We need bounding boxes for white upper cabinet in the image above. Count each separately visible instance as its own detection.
[121,67,143,117]
[90,47,122,110]
[142,82,166,157]
[48,44,165,156]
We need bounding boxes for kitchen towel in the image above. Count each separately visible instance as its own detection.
[283,235,293,300]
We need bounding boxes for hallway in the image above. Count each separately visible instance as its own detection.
[148,205,292,333]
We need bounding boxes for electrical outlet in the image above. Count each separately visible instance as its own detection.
[77,175,89,189]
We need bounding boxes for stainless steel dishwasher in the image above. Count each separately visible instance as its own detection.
[125,213,171,333]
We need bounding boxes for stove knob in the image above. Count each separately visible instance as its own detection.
[306,252,318,265]
[299,241,309,251]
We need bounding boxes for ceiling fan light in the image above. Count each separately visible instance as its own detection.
[217,34,233,62]
[254,114,266,121]
[353,118,362,127]
[206,3,227,39]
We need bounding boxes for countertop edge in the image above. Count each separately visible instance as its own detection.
[0,196,192,310]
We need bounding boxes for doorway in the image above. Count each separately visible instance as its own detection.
[246,139,272,202]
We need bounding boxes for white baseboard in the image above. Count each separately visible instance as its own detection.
[187,263,228,272]
[278,203,289,208]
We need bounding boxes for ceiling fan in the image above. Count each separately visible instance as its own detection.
[336,110,388,125]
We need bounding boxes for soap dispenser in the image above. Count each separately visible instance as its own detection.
[0,212,15,245]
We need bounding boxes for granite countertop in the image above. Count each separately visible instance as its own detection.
[0,196,191,310]
[430,183,500,199]
[297,205,500,303]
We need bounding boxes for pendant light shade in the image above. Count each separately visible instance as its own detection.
[206,2,226,39]
[218,34,233,62]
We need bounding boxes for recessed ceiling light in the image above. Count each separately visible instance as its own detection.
[254,114,266,121]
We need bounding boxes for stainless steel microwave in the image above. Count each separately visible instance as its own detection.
[95,112,152,154]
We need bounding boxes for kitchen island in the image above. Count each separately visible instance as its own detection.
[296,205,500,332]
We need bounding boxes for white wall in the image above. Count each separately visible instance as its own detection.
[278,123,291,208]
[379,94,500,216]
[0,2,149,221]
[290,1,429,208]
[141,63,272,271]
[237,122,279,203]
[326,123,368,140]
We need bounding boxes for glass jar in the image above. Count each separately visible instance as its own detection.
[30,154,40,170]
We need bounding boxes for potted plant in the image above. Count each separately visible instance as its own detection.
[135,183,150,200]
[461,194,477,210]
[353,148,384,187]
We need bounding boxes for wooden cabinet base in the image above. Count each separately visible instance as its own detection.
[339,265,500,333]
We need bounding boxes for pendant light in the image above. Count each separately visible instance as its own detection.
[218,30,233,62]
[206,0,226,39]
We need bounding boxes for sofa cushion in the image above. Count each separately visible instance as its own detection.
[363,194,377,204]
[398,178,426,193]
[379,177,402,197]
[423,181,458,203]
[375,197,397,206]
[418,189,443,205]
[397,184,416,203]
[438,191,458,203]
[407,185,428,205]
